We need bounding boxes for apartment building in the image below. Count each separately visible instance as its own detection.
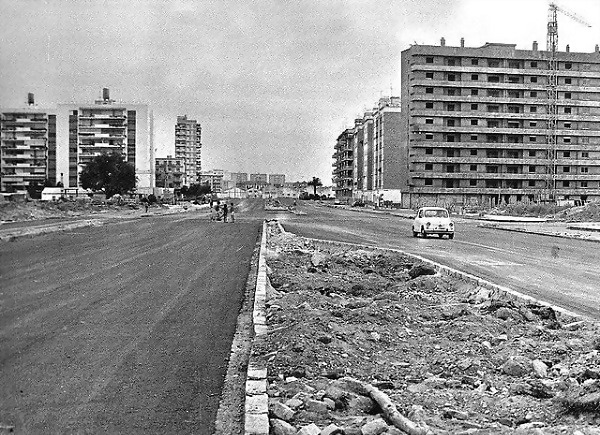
[55,89,154,192]
[269,174,286,186]
[0,94,57,192]
[250,173,268,184]
[332,129,353,200]
[400,39,600,208]
[199,169,224,193]
[175,115,202,186]
[231,172,248,185]
[155,155,183,189]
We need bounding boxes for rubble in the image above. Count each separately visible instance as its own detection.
[258,222,600,434]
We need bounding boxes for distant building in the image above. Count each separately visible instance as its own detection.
[55,88,154,192]
[231,172,248,185]
[199,169,224,193]
[269,174,286,186]
[250,173,268,184]
[155,155,184,189]
[175,115,202,185]
[0,93,57,192]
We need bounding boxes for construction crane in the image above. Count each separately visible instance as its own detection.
[545,2,591,202]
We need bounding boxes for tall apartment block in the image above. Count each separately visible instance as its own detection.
[55,89,154,192]
[175,115,202,186]
[400,39,600,208]
[269,174,286,186]
[333,97,402,202]
[0,94,57,192]
[250,173,268,184]
[231,172,248,186]
[155,155,183,189]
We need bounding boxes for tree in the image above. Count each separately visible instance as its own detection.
[80,152,136,198]
[307,177,322,198]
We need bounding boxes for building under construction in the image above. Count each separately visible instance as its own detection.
[399,38,600,208]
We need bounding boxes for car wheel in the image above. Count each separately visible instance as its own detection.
[412,230,418,237]
[420,227,426,238]
[449,233,455,240]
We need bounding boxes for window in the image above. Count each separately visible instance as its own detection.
[471,59,479,66]
[564,92,572,99]
[471,119,478,126]
[425,118,434,124]
[448,74,456,81]
[447,89,456,96]
[471,104,478,110]
[530,107,537,113]
[425,147,433,155]
[488,120,499,128]
[529,180,536,187]
[487,105,499,112]
[488,90,500,97]
[471,74,479,80]
[471,89,479,96]
[446,135,455,142]
[565,63,572,70]
[447,104,455,111]
[563,166,570,173]
[425,178,433,185]
[529,165,536,172]
[564,151,571,157]
[530,91,537,97]
[470,164,477,171]
[426,87,434,94]
[564,122,571,128]
[565,78,572,84]
[563,181,570,187]
[582,152,589,158]
[531,61,537,67]
[425,102,434,109]
[529,150,536,156]
[564,137,571,143]
[488,60,500,68]
[581,167,589,173]
[564,107,572,114]
[447,119,455,127]
[470,135,478,141]
[581,181,588,187]
[488,75,500,83]
[470,149,477,155]
[530,121,537,127]
[447,59,456,66]
[470,179,477,186]
[531,77,538,83]
[426,57,434,64]
[425,163,433,170]
[426,72,434,79]
[486,165,499,173]
[425,133,434,140]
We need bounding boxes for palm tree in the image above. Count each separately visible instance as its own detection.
[307,177,322,197]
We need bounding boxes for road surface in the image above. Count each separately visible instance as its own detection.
[0,206,263,434]
[281,203,600,319]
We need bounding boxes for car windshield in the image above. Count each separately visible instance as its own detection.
[423,209,448,218]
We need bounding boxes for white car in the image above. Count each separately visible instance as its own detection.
[412,207,455,239]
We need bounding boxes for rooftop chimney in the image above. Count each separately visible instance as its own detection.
[533,41,538,51]
[102,88,110,101]
[460,37,465,47]
[27,93,35,106]
[440,37,446,47]
[566,44,570,53]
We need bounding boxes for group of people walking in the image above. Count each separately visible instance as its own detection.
[209,199,235,223]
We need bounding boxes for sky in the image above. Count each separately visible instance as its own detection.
[1,0,599,183]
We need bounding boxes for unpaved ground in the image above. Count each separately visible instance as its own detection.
[0,199,138,221]
[260,224,600,434]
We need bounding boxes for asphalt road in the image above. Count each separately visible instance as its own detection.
[0,206,263,434]
[281,203,600,320]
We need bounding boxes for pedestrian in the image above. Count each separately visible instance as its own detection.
[223,203,228,223]
[209,198,213,209]
[229,202,235,223]
[215,202,221,221]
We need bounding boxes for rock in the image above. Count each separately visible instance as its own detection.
[532,359,548,378]
[285,397,304,409]
[298,423,321,435]
[495,307,523,321]
[270,401,295,422]
[311,251,327,267]
[347,394,377,414]
[289,366,307,378]
[501,356,532,377]
[304,398,328,414]
[330,378,369,396]
[323,397,336,410]
[321,424,344,435]
[408,264,436,279]
[527,380,554,399]
[317,335,333,344]
[360,418,388,435]
[444,408,469,420]
[469,286,492,303]
[323,368,346,379]
[271,418,298,435]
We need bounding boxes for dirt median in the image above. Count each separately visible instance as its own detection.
[258,222,600,434]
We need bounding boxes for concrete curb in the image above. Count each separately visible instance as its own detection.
[478,223,600,244]
[277,222,589,323]
[244,220,269,435]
